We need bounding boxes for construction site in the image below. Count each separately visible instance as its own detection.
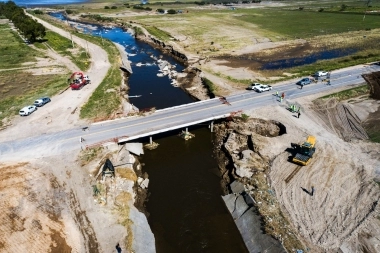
[213,73,380,252]
[1,1,380,251]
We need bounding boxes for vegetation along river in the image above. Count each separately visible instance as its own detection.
[50,13,248,252]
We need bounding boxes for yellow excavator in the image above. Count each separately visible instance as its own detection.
[292,136,316,166]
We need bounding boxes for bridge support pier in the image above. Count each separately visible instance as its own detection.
[210,121,214,132]
[149,136,152,145]
[185,127,188,134]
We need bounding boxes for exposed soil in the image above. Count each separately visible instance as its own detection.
[213,96,380,252]
[215,42,314,72]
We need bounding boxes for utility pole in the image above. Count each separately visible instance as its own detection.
[64,8,74,48]
[86,40,89,57]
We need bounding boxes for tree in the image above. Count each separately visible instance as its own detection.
[0,1,46,43]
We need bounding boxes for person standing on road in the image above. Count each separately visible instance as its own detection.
[298,111,301,118]
[300,84,303,89]
[281,92,285,99]
[276,91,279,97]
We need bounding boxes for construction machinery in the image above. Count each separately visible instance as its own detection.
[292,136,316,166]
[68,72,90,90]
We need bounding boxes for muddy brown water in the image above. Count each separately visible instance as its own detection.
[141,127,248,253]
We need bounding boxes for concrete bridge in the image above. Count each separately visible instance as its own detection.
[0,64,379,159]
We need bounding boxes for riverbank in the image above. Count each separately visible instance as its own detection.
[64,10,380,252]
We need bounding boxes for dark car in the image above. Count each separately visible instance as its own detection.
[34,97,51,107]
[297,78,312,86]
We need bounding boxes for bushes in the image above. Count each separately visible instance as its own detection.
[167,9,176,14]
[80,14,114,22]
[33,9,43,14]
[133,5,152,11]
[202,77,216,97]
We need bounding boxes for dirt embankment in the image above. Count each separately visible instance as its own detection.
[214,98,380,252]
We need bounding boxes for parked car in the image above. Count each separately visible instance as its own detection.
[255,85,272,93]
[297,77,312,86]
[314,71,328,77]
[19,105,37,116]
[34,97,51,107]
[248,83,262,90]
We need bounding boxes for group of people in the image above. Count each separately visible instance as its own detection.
[290,104,301,118]
[275,91,285,102]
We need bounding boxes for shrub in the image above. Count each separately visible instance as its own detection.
[104,6,110,9]
[167,9,176,14]
[33,9,44,14]
[65,9,74,14]
[318,8,324,12]
[299,7,304,10]
[157,8,165,13]
[340,4,347,11]
[202,77,216,96]
[241,113,250,122]
[111,6,117,9]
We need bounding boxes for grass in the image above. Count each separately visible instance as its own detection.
[34,31,91,71]
[31,13,123,121]
[144,25,172,41]
[320,84,369,100]
[235,9,380,41]
[79,147,103,166]
[75,32,122,120]
[0,23,38,68]
[202,77,216,95]
[0,20,74,126]
[0,72,68,126]
[368,129,380,143]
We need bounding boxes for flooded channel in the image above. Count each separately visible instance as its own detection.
[50,13,248,252]
[141,127,248,253]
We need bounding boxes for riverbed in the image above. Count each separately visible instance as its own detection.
[49,13,248,252]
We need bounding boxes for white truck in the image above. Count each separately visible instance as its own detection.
[255,84,272,93]
[248,83,262,90]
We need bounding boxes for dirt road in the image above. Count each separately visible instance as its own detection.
[1,14,111,142]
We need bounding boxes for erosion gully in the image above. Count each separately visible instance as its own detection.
[50,13,248,252]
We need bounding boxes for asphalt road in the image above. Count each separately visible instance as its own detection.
[1,64,379,159]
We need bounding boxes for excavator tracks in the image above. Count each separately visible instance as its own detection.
[285,165,302,184]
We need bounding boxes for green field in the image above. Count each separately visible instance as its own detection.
[0,71,68,126]
[34,30,91,71]
[0,20,70,126]
[0,23,37,68]
[235,9,380,41]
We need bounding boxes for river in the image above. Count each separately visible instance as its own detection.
[49,13,248,252]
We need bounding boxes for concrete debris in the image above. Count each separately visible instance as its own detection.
[230,180,245,194]
[222,192,286,253]
[140,179,149,189]
[125,143,144,156]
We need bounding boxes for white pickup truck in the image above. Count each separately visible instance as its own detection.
[255,84,272,93]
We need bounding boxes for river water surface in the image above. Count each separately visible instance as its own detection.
[50,13,248,252]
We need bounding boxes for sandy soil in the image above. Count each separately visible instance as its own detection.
[238,96,380,252]
[0,152,128,252]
